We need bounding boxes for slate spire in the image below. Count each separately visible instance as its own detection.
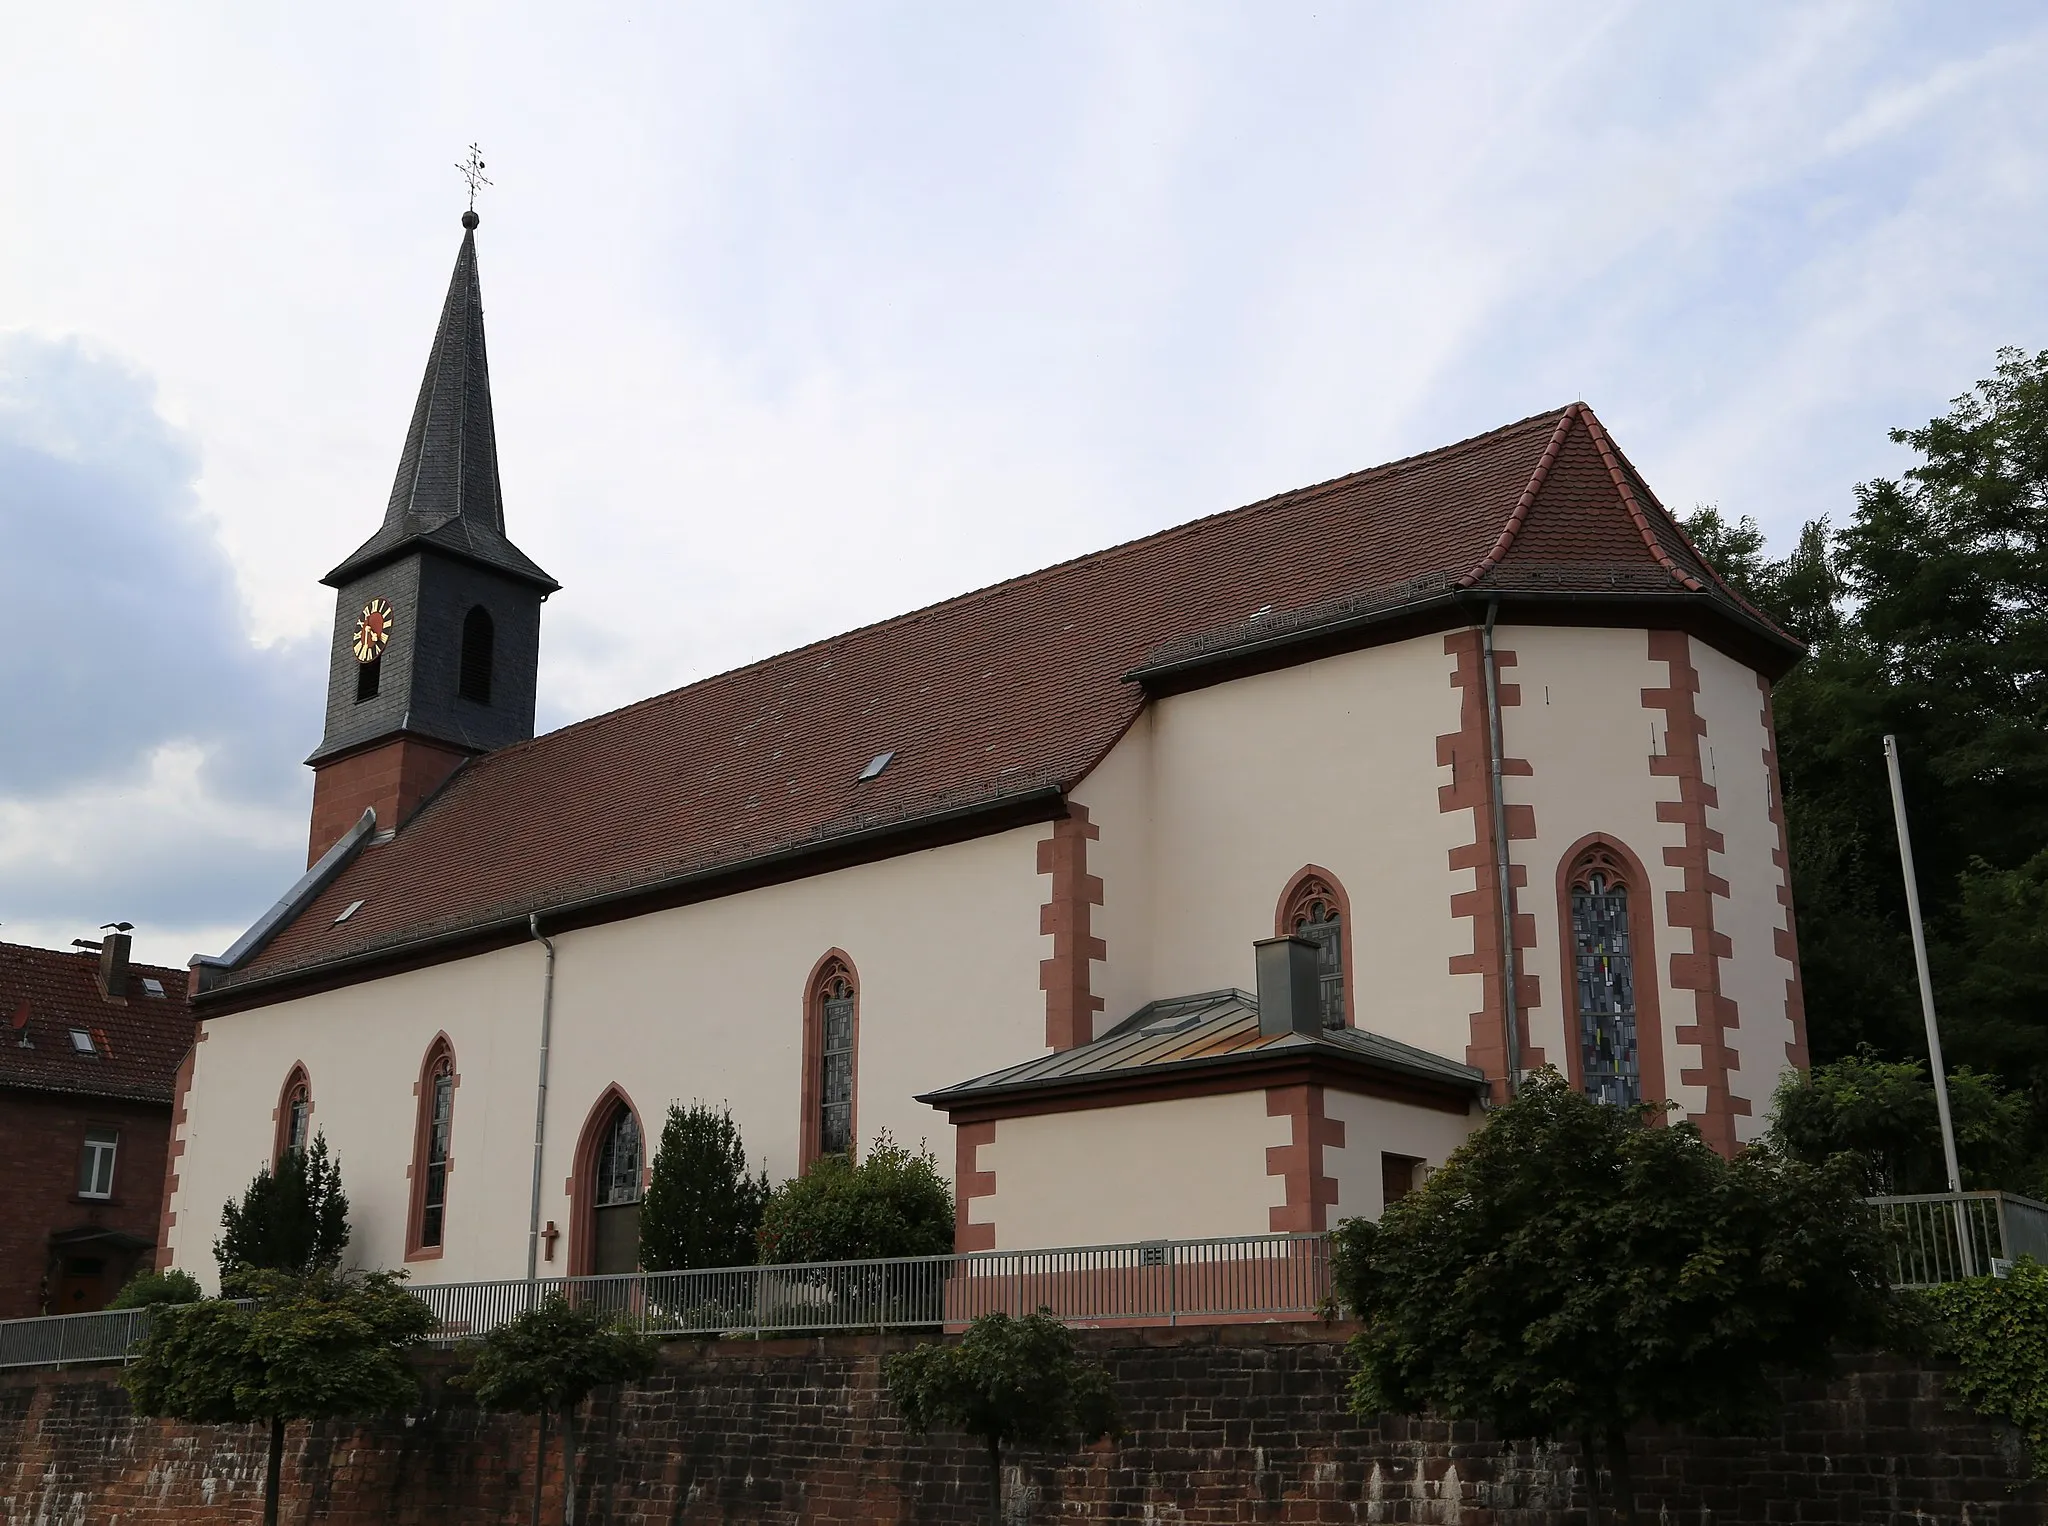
[324,212,558,592]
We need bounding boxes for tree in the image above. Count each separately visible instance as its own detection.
[639,1101,769,1272]
[1766,1049,2032,1195]
[107,1267,203,1309]
[124,1268,435,1526]
[455,1294,658,1526]
[755,1132,953,1264]
[1335,1071,1897,1525]
[215,1132,351,1278]
[1676,352,2048,1184]
[885,1310,1121,1526]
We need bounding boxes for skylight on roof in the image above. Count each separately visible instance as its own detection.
[859,751,895,782]
[69,1028,95,1054]
[335,899,365,925]
[141,977,166,998]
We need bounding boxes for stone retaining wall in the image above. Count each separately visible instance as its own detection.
[0,1324,2039,1523]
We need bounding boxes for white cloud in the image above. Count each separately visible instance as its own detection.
[2,1,2047,952]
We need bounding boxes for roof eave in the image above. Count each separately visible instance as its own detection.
[1126,585,1804,692]
[321,534,560,594]
[917,1038,1486,1118]
[195,783,1070,1013]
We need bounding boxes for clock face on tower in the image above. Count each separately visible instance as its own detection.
[352,598,395,664]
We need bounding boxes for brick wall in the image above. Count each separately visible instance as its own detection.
[0,1326,2040,1524]
[0,1090,169,1319]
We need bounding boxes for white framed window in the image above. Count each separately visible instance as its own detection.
[78,1129,118,1199]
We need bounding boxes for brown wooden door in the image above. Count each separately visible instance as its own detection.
[56,1257,107,1313]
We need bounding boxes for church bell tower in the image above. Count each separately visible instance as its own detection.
[305,209,558,864]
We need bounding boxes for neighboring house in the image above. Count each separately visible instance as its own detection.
[161,209,1808,1289]
[0,934,192,1316]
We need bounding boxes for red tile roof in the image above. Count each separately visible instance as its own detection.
[0,942,194,1104]
[211,403,1790,998]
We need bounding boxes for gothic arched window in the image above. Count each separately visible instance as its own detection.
[801,954,859,1168]
[1278,871,1348,1029]
[408,1038,456,1257]
[458,606,495,705]
[274,1066,312,1165]
[591,1101,643,1275]
[1568,845,1642,1106]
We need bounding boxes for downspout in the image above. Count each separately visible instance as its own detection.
[525,913,557,1283]
[1480,599,1523,1097]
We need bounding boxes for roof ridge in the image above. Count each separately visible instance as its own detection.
[1,940,189,981]
[1586,419,1792,636]
[1457,404,1580,588]
[465,404,1580,769]
[1575,405,1704,593]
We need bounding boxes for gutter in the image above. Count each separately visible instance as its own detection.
[525,914,557,1283]
[195,783,1067,1010]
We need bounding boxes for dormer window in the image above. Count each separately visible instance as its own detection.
[69,1029,95,1055]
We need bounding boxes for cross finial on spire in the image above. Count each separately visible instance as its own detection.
[456,143,491,225]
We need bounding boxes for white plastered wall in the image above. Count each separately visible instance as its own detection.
[1497,624,1696,1114]
[169,823,1050,1288]
[1322,1089,1480,1222]
[1689,636,1801,1139]
[1499,624,1799,1136]
[980,1092,1292,1248]
[1073,634,1478,1058]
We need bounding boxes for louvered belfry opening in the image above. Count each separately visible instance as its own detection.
[458,606,494,704]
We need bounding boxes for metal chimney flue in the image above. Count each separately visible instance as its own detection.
[98,931,132,1000]
[1255,935,1322,1038]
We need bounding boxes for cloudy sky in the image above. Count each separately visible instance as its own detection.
[3,2,2045,968]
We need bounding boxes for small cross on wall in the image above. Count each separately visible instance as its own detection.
[540,1221,559,1262]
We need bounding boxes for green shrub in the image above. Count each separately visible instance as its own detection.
[1924,1259,2048,1478]
[886,1310,1120,1526]
[1337,1069,1899,1516]
[756,1132,953,1264]
[215,1132,351,1277]
[639,1101,769,1272]
[108,1268,204,1309]
[1766,1049,2030,1195]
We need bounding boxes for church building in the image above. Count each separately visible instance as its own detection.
[160,213,1808,1287]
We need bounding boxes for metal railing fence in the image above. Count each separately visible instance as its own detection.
[9,1198,2043,1371]
[409,1232,1333,1342]
[0,1232,1332,1369]
[0,1305,155,1370]
[1866,1191,2048,1287]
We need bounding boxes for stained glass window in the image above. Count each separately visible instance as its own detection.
[285,1084,310,1155]
[420,1061,454,1248]
[596,1108,643,1207]
[1285,877,1346,1029]
[1570,853,1641,1107]
[819,970,856,1157]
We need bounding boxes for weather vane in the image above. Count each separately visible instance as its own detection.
[456,143,492,213]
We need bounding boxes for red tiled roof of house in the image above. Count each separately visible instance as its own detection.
[212,402,1791,996]
[0,942,194,1104]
